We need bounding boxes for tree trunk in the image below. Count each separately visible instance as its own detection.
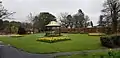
[112,14,118,34]
[112,22,117,34]
[32,27,34,34]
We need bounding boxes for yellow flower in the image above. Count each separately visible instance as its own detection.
[109,48,112,51]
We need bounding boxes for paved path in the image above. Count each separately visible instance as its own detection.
[0,43,52,58]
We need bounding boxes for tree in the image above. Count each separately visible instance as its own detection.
[0,19,3,30]
[59,13,74,28]
[18,26,26,35]
[73,9,85,28]
[84,15,90,28]
[33,16,40,31]
[2,20,10,33]
[60,10,90,28]
[27,13,34,33]
[59,12,69,28]
[90,21,94,27]
[9,21,21,34]
[20,22,30,32]
[67,15,74,29]
[98,15,110,33]
[98,15,104,26]
[101,0,120,33]
[0,1,16,34]
[32,12,56,32]
[0,1,15,20]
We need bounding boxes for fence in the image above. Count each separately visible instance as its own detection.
[61,28,105,33]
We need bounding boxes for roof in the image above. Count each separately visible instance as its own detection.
[87,26,92,28]
[46,21,60,27]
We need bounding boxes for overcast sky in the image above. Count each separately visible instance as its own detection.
[2,0,105,26]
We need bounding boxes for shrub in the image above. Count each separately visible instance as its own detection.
[18,26,26,35]
[100,35,120,48]
[100,36,115,48]
[112,36,120,46]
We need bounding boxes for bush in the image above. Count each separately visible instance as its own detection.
[100,35,120,48]
[18,26,26,35]
[100,37,115,48]
[112,36,120,46]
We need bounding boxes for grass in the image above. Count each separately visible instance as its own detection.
[56,52,107,58]
[56,51,120,58]
[0,33,102,54]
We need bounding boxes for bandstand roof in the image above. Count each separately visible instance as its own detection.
[46,21,60,27]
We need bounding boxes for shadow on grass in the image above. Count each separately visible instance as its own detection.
[37,39,71,43]
[10,36,24,38]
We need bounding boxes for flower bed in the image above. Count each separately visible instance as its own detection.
[10,34,24,37]
[88,33,106,36]
[37,36,71,43]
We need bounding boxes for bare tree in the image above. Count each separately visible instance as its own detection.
[84,15,90,28]
[0,1,16,34]
[0,1,15,20]
[102,0,120,33]
[27,13,34,33]
[59,12,69,28]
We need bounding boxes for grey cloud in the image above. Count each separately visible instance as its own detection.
[2,0,105,25]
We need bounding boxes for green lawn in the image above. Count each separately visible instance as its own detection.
[56,52,107,58]
[57,51,120,58]
[0,33,102,53]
